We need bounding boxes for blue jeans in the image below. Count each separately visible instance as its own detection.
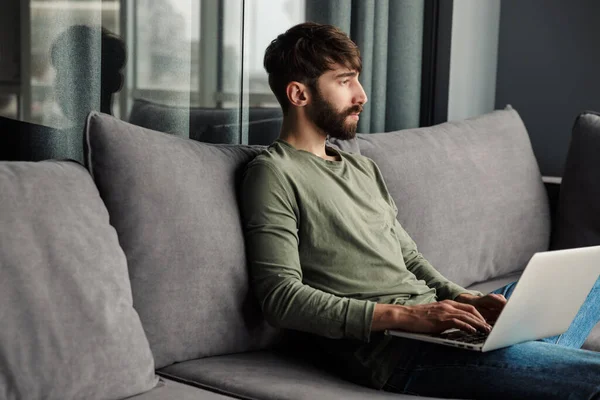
[382,278,600,399]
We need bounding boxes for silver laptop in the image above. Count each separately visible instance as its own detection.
[386,246,600,352]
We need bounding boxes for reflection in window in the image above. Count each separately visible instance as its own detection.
[11,0,308,155]
[29,0,120,128]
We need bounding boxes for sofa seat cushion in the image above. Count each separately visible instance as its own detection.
[158,352,442,400]
[85,112,280,369]
[128,377,233,400]
[357,108,551,288]
[0,161,158,400]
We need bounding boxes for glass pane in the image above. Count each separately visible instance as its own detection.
[134,0,198,99]
[29,0,120,129]
[126,0,245,144]
[245,0,304,104]
[239,0,304,145]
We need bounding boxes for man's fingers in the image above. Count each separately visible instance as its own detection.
[449,318,478,333]
[448,314,493,334]
[453,312,491,333]
[446,300,487,323]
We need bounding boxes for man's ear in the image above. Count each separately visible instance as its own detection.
[286,81,310,108]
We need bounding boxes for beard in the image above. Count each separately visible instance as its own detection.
[307,88,363,140]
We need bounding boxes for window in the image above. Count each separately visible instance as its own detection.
[9,0,306,153]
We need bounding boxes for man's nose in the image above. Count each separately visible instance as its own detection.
[355,83,368,105]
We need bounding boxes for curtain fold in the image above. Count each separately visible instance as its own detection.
[306,0,424,132]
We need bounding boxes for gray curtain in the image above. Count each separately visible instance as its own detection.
[306,0,424,132]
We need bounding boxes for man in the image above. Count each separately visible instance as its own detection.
[240,22,600,399]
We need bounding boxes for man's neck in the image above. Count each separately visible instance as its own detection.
[278,112,338,161]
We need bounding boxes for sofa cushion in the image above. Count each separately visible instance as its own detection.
[158,352,441,400]
[84,112,279,369]
[551,111,600,250]
[357,108,551,288]
[327,136,361,154]
[0,161,158,400]
[466,272,522,294]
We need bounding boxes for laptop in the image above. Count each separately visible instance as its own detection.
[386,246,600,352]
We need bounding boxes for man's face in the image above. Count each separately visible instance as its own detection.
[306,65,368,140]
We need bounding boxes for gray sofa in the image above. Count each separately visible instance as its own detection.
[1,107,599,400]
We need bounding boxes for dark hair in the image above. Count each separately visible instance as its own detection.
[263,22,362,113]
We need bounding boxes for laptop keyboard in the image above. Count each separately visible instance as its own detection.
[433,330,489,344]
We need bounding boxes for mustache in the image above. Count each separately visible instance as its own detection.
[345,105,363,116]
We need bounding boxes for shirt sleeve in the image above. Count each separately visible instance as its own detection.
[240,161,376,342]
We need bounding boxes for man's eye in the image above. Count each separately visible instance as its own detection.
[341,80,349,85]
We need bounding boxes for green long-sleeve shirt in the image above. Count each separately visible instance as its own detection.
[240,139,478,389]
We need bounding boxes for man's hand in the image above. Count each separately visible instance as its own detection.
[371,300,492,334]
[455,293,507,323]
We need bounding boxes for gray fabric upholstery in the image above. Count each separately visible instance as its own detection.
[158,352,443,400]
[0,161,157,400]
[327,136,361,154]
[357,109,551,288]
[85,112,280,369]
[466,272,522,294]
[551,111,600,250]
[128,377,233,400]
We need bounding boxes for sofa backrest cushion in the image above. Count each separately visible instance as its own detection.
[357,108,551,287]
[85,112,280,369]
[0,160,158,400]
[328,136,362,154]
[552,111,600,250]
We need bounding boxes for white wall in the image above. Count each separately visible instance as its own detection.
[447,0,500,121]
